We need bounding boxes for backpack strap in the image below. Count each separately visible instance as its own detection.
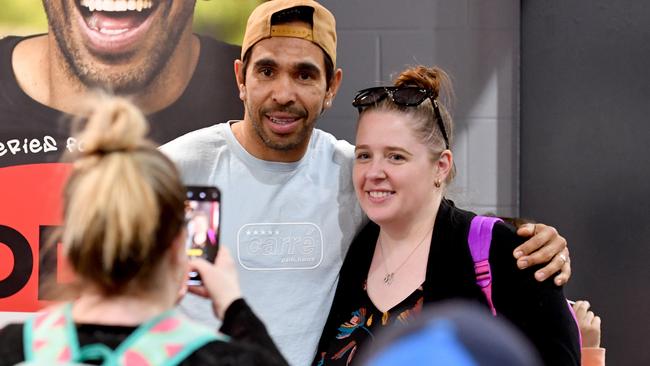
[23,303,228,366]
[566,300,584,348]
[469,217,585,346]
[112,310,229,366]
[23,303,80,364]
[468,215,503,316]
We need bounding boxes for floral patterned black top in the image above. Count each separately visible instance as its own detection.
[314,282,424,366]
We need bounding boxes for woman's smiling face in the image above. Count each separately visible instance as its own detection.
[353,109,444,226]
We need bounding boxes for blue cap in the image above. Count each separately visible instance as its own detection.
[361,301,542,366]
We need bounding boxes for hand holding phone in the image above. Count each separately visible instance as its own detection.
[184,186,221,285]
[186,247,242,320]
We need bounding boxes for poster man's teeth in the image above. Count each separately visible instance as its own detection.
[80,0,153,12]
[100,28,130,35]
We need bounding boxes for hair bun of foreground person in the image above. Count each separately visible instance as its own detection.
[63,95,185,295]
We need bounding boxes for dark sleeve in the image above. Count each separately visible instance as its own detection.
[201,298,288,366]
[490,222,581,366]
[220,298,286,361]
[0,323,26,366]
[181,299,287,365]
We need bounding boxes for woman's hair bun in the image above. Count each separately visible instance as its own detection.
[76,95,150,156]
[62,94,186,294]
[394,65,446,100]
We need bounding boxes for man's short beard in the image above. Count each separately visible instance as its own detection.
[58,40,171,94]
[248,104,313,152]
[253,122,307,151]
[44,0,193,94]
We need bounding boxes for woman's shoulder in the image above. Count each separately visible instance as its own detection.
[443,199,524,248]
[183,339,286,366]
[491,219,526,251]
[0,322,23,338]
[0,320,286,366]
[0,323,26,365]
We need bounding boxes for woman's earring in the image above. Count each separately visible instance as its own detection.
[434,179,441,188]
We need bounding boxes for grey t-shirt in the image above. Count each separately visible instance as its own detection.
[161,122,365,365]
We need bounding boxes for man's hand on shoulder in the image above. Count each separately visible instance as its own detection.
[512,222,571,286]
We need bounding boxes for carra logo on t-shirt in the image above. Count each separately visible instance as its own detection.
[236,223,323,270]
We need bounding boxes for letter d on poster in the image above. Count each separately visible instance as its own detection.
[0,163,71,312]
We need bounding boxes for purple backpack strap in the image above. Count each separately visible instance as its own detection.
[468,215,503,316]
[567,299,584,347]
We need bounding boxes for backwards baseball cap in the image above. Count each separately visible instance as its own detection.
[241,0,337,66]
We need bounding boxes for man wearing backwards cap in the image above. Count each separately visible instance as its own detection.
[162,0,571,364]
[163,2,353,364]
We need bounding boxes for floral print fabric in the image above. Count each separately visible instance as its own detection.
[315,282,424,366]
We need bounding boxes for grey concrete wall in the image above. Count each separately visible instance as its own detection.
[318,0,520,217]
[521,1,650,364]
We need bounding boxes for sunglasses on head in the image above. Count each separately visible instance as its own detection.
[352,86,450,150]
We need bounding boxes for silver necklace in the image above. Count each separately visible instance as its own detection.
[377,228,433,285]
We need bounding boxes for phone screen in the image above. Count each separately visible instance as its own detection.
[184,186,221,286]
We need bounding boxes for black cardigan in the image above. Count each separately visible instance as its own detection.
[316,199,581,365]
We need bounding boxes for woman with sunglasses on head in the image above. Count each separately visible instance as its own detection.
[0,96,287,366]
[313,66,580,365]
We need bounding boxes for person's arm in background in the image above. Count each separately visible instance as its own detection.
[572,300,606,366]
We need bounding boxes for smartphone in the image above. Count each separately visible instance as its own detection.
[184,185,221,286]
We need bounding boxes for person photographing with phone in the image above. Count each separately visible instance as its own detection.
[0,96,287,366]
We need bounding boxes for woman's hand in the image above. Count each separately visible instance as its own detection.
[514,223,571,285]
[186,246,242,320]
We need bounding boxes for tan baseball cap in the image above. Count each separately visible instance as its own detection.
[241,0,337,66]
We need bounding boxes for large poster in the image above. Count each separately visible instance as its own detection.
[0,0,261,314]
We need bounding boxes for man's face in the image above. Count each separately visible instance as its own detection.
[42,0,196,93]
[239,36,335,157]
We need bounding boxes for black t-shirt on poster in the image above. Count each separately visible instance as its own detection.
[0,34,242,168]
